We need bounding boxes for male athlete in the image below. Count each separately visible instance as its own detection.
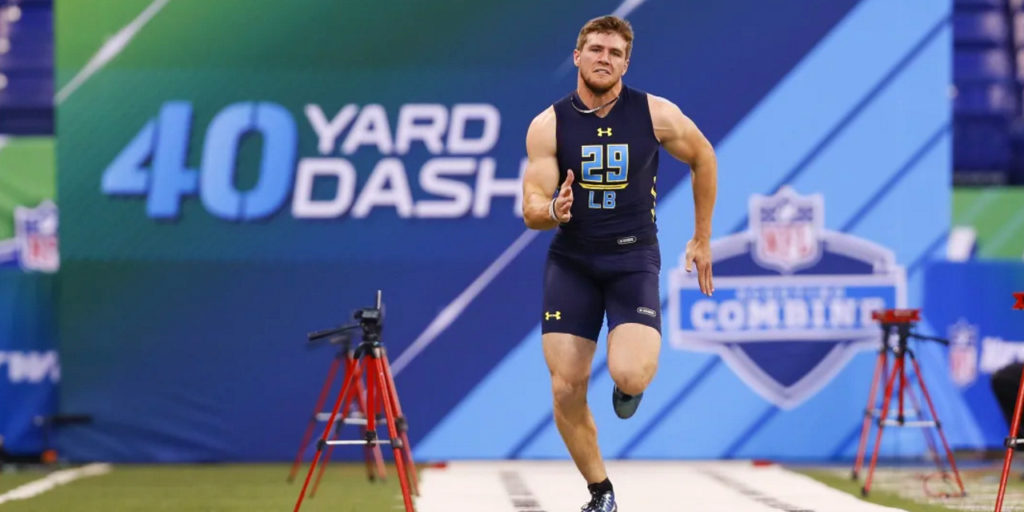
[521,15,717,512]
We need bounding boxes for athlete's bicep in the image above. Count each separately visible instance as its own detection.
[523,109,559,200]
[523,156,559,199]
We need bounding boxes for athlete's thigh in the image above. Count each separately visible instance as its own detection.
[603,267,661,336]
[604,266,662,373]
[542,251,604,342]
[543,333,598,382]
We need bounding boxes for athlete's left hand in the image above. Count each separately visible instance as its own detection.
[685,237,713,296]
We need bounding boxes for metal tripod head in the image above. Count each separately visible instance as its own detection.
[307,290,386,354]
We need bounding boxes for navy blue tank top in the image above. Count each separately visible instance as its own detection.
[552,85,660,252]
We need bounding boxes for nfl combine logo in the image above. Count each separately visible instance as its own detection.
[669,187,906,408]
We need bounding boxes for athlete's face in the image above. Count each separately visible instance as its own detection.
[574,32,629,94]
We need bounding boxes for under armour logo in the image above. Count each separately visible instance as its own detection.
[597,128,612,137]
[545,311,562,320]
[1014,292,1024,310]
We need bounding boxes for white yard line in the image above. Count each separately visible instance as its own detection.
[416,461,907,512]
[56,0,171,104]
[0,463,111,504]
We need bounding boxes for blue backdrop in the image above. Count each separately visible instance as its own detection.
[55,0,978,462]
[0,270,58,455]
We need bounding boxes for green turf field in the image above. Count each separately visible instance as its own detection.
[0,463,411,511]
[953,187,1024,260]
[0,137,55,241]
[0,467,49,494]
[801,462,1024,512]
[5,462,1024,511]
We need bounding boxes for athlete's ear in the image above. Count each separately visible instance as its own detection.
[622,58,629,76]
[573,48,581,67]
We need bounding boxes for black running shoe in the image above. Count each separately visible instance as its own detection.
[580,489,617,512]
[612,386,643,419]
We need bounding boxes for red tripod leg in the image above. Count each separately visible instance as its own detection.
[310,360,363,498]
[352,366,387,482]
[370,349,415,512]
[906,355,965,497]
[382,348,419,495]
[310,412,346,498]
[863,355,903,496]
[898,354,907,425]
[854,348,888,480]
[362,352,389,481]
[995,362,1024,511]
[906,375,944,474]
[294,357,360,512]
[288,353,344,483]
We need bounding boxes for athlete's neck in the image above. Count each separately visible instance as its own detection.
[576,78,623,118]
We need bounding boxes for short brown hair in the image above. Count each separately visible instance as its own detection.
[576,15,634,59]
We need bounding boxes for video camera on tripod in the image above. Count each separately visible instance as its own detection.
[307,290,385,348]
[292,290,419,512]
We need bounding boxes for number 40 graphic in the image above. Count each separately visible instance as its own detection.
[101,101,297,220]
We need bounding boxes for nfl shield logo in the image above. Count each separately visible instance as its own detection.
[669,187,905,408]
[751,186,823,273]
[948,319,978,387]
[15,200,60,272]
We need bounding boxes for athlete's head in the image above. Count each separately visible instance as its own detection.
[574,15,633,95]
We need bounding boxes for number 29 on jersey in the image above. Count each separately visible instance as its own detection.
[580,144,629,210]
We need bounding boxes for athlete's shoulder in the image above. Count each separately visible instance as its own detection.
[526,106,556,155]
[645,93,687,143]
[527,106,556,139]
[645,92,682,118]
[529,105,556,130]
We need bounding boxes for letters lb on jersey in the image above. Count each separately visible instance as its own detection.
[14,201,59,273]
[668,187,906,409]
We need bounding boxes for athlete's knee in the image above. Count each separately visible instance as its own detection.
[609,360,657,395]
[551,374,589,410]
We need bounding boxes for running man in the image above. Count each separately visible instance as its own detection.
[521,15,717,512]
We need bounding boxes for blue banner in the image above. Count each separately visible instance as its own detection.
[923,261,1024,448]
[56,0,964,462]
[0,270,58,455]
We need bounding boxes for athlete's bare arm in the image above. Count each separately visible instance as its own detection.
[649,94,717,295]
[523,107,574,230]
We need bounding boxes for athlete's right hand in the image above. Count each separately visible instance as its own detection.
[554,170,574,223]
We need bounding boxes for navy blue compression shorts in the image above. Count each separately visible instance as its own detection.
[541,243,661,341]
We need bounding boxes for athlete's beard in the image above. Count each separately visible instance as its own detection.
[581,71,618,96]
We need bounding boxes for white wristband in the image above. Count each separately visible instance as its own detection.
[549,198,559,223]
